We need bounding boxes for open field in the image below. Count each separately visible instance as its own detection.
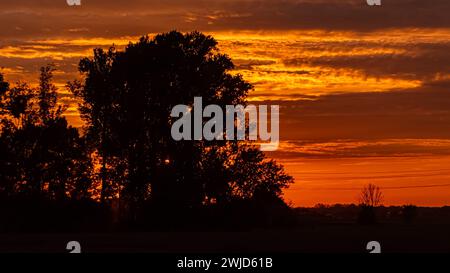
[0,223,449,253]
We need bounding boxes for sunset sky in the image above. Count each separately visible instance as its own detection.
[1,0,450,206]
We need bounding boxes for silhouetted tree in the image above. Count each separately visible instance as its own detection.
[68,48,119,204]
[0,67,93,202]
[359,183,383,207]
[0,73,16,198]
[38,65,63,124]
[0,73,9,115]
[358,183,383,225]
[72,31,293,221]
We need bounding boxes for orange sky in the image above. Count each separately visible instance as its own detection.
[277,155,450,207]
[1,0,450,206]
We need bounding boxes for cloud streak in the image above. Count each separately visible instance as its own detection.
[1,0,450,40]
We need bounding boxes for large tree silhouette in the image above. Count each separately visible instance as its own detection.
[72,31,293,217]
[0,32,294,230]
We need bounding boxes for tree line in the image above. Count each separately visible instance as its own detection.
[0,31,293,230]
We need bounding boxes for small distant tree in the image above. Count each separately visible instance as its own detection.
[357,184,383,225]
[359,183,383,207]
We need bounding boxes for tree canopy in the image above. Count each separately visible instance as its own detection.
[71,31,292,212]
[0,66,93,202]
[0,31,293,229]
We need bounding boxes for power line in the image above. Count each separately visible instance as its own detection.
[382,183,450,190]
[296,183,450,191]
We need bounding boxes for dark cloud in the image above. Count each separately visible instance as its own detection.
[0,56,82,83]
[283,42,450,82]
[234,59,276,70]
[267,139,450,159]
[267,84,450,141]
[1,0,449,39]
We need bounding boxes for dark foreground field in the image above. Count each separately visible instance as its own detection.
[0,223,449,253]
